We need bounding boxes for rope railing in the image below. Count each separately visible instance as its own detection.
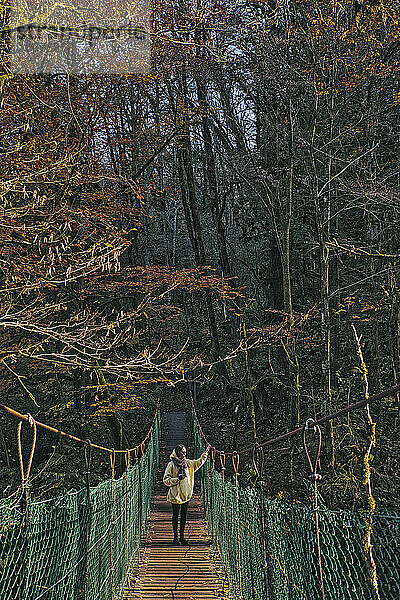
[192,385,400,600]
[0,402,159,455]
[192,382,400,457]
[0,403,161,600]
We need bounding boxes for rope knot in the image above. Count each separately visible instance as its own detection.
[110,449,116,479]
[302,417,322,482]
[83,439,92,497]
[17,416,37,494]
[232,451,240,485]
[252,443,265,481]
[305,418,316,431]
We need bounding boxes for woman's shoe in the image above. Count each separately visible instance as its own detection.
[180,538,189,546]
[173,538,181,545]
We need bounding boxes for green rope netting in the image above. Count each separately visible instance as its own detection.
[0,412,161,600]
[193,415,400,600]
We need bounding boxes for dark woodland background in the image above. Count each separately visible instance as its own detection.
[1,0,399,511]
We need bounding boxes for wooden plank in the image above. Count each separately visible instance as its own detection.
[123,493,228,600]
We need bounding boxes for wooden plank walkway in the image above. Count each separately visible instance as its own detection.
[123,411,227,600]
[123,494,227,600]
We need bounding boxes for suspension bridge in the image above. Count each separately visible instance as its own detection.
[0,386,400,600]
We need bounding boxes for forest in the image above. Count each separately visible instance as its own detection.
[0,0,400,518]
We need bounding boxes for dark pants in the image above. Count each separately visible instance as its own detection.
[172,501,189,540]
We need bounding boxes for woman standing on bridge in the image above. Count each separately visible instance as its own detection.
[163,443,210,545]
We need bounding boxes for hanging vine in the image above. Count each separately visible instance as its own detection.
[352,324,380,600]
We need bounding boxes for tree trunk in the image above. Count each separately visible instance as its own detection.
[196,77,231,278]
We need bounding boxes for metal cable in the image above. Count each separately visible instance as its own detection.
[191,382,400,457]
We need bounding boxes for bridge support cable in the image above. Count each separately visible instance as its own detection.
[191,382,400,457]
[303,419,325,600]
[0,405,161,600]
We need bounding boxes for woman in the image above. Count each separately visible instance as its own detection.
[163,443,210,545]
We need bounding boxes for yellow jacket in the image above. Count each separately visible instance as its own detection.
[163,449,208,504]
